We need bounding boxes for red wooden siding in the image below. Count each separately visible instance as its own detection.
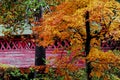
[1,38,119,68]
[0,39,35,67]
[0,39,85,67]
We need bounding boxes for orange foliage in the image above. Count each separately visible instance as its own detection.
[33,0,120,79]
[33,0,120,48]
[87,48,120,78]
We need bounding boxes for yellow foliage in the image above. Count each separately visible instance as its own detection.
[34,0,120,47]
[90,38,101,47]
[33,0,120,79]
[87,48,120,78]
[64,73,72,80]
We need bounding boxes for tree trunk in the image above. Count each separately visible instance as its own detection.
[85,11,92,80]
[34,0,46,66]
[34,0,46,78]
[35,46,46,65]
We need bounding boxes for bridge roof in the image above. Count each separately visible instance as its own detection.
[0,25,33,36]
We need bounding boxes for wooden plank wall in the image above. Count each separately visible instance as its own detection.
[2,39,118,67]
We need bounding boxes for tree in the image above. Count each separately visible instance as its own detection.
[0,0,47,35]
[33,0,120,80]
[0,0,64,66]
[0,0,27,35]
[34,0,65,67]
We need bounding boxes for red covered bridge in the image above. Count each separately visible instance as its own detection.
[0,37,86,67]
[0,25,119,68]
[0,26,75,68]
[0,37,119,67]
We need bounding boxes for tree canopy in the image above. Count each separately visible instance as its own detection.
[33,0,120,79]
[33,0,120,49]
[0,0,51,35]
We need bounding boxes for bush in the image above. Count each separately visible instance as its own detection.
[0,63,87,80]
